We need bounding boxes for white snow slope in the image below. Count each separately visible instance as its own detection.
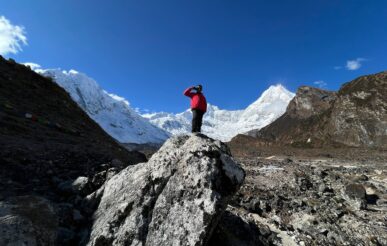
[143,85,295,141]
[28,64,169,144]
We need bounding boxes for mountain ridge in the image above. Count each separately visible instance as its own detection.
[27,64,170,144]
[144,84,295,141]
[237,71,387,148]
[27,63,294,143]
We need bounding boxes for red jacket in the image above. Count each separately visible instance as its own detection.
[183,87,207,112]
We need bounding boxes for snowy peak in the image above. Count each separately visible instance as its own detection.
[41,69,108,114]
[25,62,294,143]
[246,84,294,109]
[241,84,294,118]
[27,64,169,144]
[145,84,295,141]
[236,84,294,134]
[262,84,293,99]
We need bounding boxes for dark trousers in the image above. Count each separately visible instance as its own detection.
[192,109,204,133]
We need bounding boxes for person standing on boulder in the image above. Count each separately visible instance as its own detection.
[183,85,207,133]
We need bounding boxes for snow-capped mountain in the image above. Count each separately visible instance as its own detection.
[27,64,169,144]
[143,85,295,141]
[25,63,294,143]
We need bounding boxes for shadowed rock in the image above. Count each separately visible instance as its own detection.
[0,196,58,246]
[87,134,245,246]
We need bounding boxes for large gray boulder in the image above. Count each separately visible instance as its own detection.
[87,134,245,246]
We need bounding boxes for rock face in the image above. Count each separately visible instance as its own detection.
[286,86,336,119]
[87,135,245,246]
[243,71,387,148]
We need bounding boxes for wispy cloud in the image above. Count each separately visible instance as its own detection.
[346,58,366,71]
[0,16,27,55]
[313,80,327,88]
[334,66,342,70]
[23,62,41,70]
[106,92,130,106]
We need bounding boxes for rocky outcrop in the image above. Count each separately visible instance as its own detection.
[329,73,387,147]
[286,86,336,119]
[87,134,245,246]
[243,71,387,148]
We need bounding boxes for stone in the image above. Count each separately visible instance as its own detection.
[111,158,125,169]
[318,183,326,194]
[57,227,76,245]
[0,195,58,246]
[72,176,90,195]
[87,135,245,246]
[357,174,369,182]
[376,199,387,207]
[72,209,84,222]
[345,183,366,200]
[318,183,334,194]
[58,180,73,194]
[208,210,271,246]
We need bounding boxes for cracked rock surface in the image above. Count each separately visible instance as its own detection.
[87,134,245,246]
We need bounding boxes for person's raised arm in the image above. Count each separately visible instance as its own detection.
[183,86,195,98]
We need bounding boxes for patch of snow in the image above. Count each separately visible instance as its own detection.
[265,155,276,160]
[353,91,371,100]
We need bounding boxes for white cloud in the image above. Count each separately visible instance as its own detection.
[346,58,366,71]
[23,62,41,70]
[313,80,327,88]
[136,108,150,114]
[106,92,130,106]
[0,16,27,55]
[334,66,342,70]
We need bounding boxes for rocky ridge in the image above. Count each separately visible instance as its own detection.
[243,71,387,148]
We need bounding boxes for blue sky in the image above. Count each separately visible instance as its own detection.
[1,0,387,112]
